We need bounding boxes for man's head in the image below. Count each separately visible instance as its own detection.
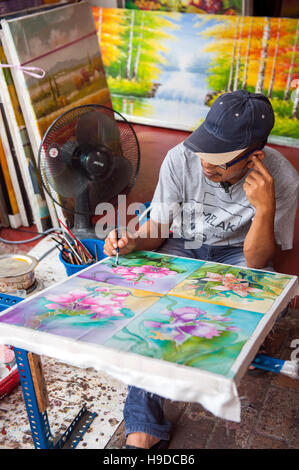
[184,90,275,183]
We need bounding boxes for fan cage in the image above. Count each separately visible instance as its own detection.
[38,104,140,216]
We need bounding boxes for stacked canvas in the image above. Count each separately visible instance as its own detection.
[0,40,50,230]
[0,110,25,228]
[0,1,111,230]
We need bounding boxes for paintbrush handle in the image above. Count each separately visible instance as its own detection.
[58,218,94,261]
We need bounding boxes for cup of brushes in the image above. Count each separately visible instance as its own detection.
[58,237,106,276]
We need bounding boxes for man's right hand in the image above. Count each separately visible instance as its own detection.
[103,228,137,257]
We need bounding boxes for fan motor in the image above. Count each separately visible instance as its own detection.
[81,147,111,180]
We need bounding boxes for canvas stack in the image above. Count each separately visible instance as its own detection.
[0,1,112,231]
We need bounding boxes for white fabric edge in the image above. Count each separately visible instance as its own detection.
[231,276,298,384]
[0,322,241,422]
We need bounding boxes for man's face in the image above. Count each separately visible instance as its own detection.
[200,150,255,184]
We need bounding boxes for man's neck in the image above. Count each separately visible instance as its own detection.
[226,166,250,185]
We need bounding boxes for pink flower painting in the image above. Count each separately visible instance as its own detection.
[111,264,177,285]
[45,288,131,320]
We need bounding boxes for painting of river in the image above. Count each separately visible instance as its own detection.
[112,68,210,130]
[93,8,299,147]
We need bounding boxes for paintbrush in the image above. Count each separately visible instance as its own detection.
[56,232,84,264]
[58,219,95,262]
[63,236,84,265]
[54,243,71,263]
[115,209,119,266]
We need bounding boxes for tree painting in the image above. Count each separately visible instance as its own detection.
[94,8,299,146]
[125,0,243,15]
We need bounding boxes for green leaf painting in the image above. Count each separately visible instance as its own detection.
[169,262,293,313]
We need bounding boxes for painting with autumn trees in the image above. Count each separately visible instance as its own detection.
[94,8,299,146]
[125,0,243,15]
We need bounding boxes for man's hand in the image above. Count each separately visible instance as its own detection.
[243,156,275,213]
[243,156,276,268]
[103,228,137,257]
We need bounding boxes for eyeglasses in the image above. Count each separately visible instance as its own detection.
[217,147,262,170]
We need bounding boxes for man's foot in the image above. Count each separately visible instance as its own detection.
[126,432,161,449]
[248,346,268,375]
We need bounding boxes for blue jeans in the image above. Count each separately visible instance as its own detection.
[124,238,274,440]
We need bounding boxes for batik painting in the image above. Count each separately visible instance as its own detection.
[0,250,297,388]
[94,8,299,147]
[168,262,293,313]
[0,276,161,345]
[105,294,263,376]
[78,251,203,295]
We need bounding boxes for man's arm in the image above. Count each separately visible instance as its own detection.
[243,156,276,268]
[103,218,169,257]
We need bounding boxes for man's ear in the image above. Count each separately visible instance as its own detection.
[252,150,265,161]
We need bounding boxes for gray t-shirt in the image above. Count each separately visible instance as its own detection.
[150,143,299,250]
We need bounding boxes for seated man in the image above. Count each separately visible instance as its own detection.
[103,90,299,449]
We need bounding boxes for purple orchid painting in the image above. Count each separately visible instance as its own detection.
[144,305,240,344]
[105,295,263,376]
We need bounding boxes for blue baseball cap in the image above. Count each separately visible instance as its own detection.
[184,90,275,165]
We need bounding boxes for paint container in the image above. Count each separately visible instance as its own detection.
[59,238,106,276]
[0,254,38,293]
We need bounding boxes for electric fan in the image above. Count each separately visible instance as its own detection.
[38,104,140,239]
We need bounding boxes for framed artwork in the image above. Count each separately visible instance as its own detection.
[94,8,299,147]
[125,0,246,15]
[1,2,111,139]
[0,37,51,231]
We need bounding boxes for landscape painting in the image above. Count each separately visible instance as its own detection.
[94,8,299,146]
[125,0,244,15]
[3,2,111,137]
[105,294,263,377]
[0,39,51,230]
[168,262,293,313]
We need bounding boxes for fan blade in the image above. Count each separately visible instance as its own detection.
[75,110,122,156]
[42,140,89,198]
